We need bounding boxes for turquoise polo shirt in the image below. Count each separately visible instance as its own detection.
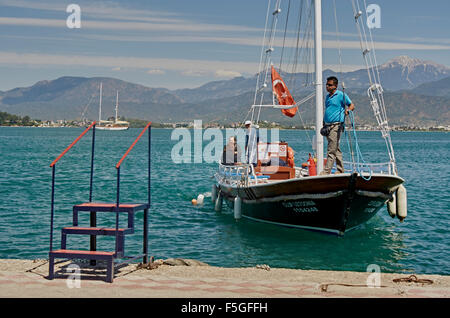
[324,90,352,124]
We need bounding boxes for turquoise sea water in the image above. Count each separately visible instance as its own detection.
[0,127,449,275]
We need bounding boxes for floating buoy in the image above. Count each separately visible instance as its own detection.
[396,184,407,222]
[234,196,242,220]
[214,191,222,212]
[211,185,218,203]
[191,199,197,206]
[387,193,397,218]
[197,194,204,205]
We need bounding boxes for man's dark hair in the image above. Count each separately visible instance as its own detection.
[327,76,338,86]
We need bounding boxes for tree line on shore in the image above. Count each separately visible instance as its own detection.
[0,111,40,126]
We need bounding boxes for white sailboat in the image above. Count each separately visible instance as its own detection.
[212,0,407,235]
[96,83,129,131]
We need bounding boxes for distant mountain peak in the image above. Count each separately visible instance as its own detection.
[381,55,450,71]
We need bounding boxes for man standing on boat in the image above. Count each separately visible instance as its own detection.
[320,76,355,175]
[222,136,242,165]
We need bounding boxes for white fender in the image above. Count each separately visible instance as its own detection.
[214,191,223,212]
[211,185,218,203]
[387,192,397,218]
[234,196,242,220]
[396,184,407,222]
[197,194,204,205]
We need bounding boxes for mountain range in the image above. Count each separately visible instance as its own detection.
[0,55,449,126]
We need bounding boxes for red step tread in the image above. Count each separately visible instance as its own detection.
[75,202,142,208]
[63,227,127,232]
[50,249,114,256]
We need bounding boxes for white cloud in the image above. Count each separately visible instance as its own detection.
[0,51,259,75]
[77,33,450,51]
[0,0,259,33]
[215,70,242,78]
[323,40,450,51]
[0,15,259,33]
[0,50,366,75]
[147,69,165,75]
[180,70,210,77]
[0,0,182,21]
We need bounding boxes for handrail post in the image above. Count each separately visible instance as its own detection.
[89,123,96,202]
[49,165,56,252]
[115,166,120,257]
[148,125,151,207]
[89,123,97,265]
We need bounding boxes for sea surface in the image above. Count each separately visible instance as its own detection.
[0,127,449,275]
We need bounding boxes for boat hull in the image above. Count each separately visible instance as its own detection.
[218,173,403,235]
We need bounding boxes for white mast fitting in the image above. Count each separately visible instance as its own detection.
[314,0,324,173]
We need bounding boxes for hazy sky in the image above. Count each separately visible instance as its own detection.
[0,0,449,91]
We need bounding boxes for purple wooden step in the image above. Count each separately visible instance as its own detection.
[73,202,149,213]
[48,249,115,283]
[61,227,127,256]
[62,226,133,235]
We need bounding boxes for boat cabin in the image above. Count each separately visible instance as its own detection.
[254,142,296,180]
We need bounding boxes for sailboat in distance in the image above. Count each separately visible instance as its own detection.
[212,0,407,236]
[96,82,129,131]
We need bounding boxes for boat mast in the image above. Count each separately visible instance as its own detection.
[98,82,103,122]
[115,90,119,123]
[314,0,324,173]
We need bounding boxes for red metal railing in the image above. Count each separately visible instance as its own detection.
[116,122,152,169]
[50,121,97,167]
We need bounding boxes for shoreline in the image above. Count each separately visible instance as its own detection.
[0,259,448,298]
[1,125,449,132]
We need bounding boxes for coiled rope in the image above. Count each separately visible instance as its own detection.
[392,275,434,285]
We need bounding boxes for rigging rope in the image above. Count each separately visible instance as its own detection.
[331,0,372,180]
[251,0,272,126]
[350,0,397,175]
[296,109,315,157]
[279,0,291,70]
[80,93,96,121]
[256,0,282,125]
[332,0,344,76]
[345,111,372,180]
[333,0,356,169]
